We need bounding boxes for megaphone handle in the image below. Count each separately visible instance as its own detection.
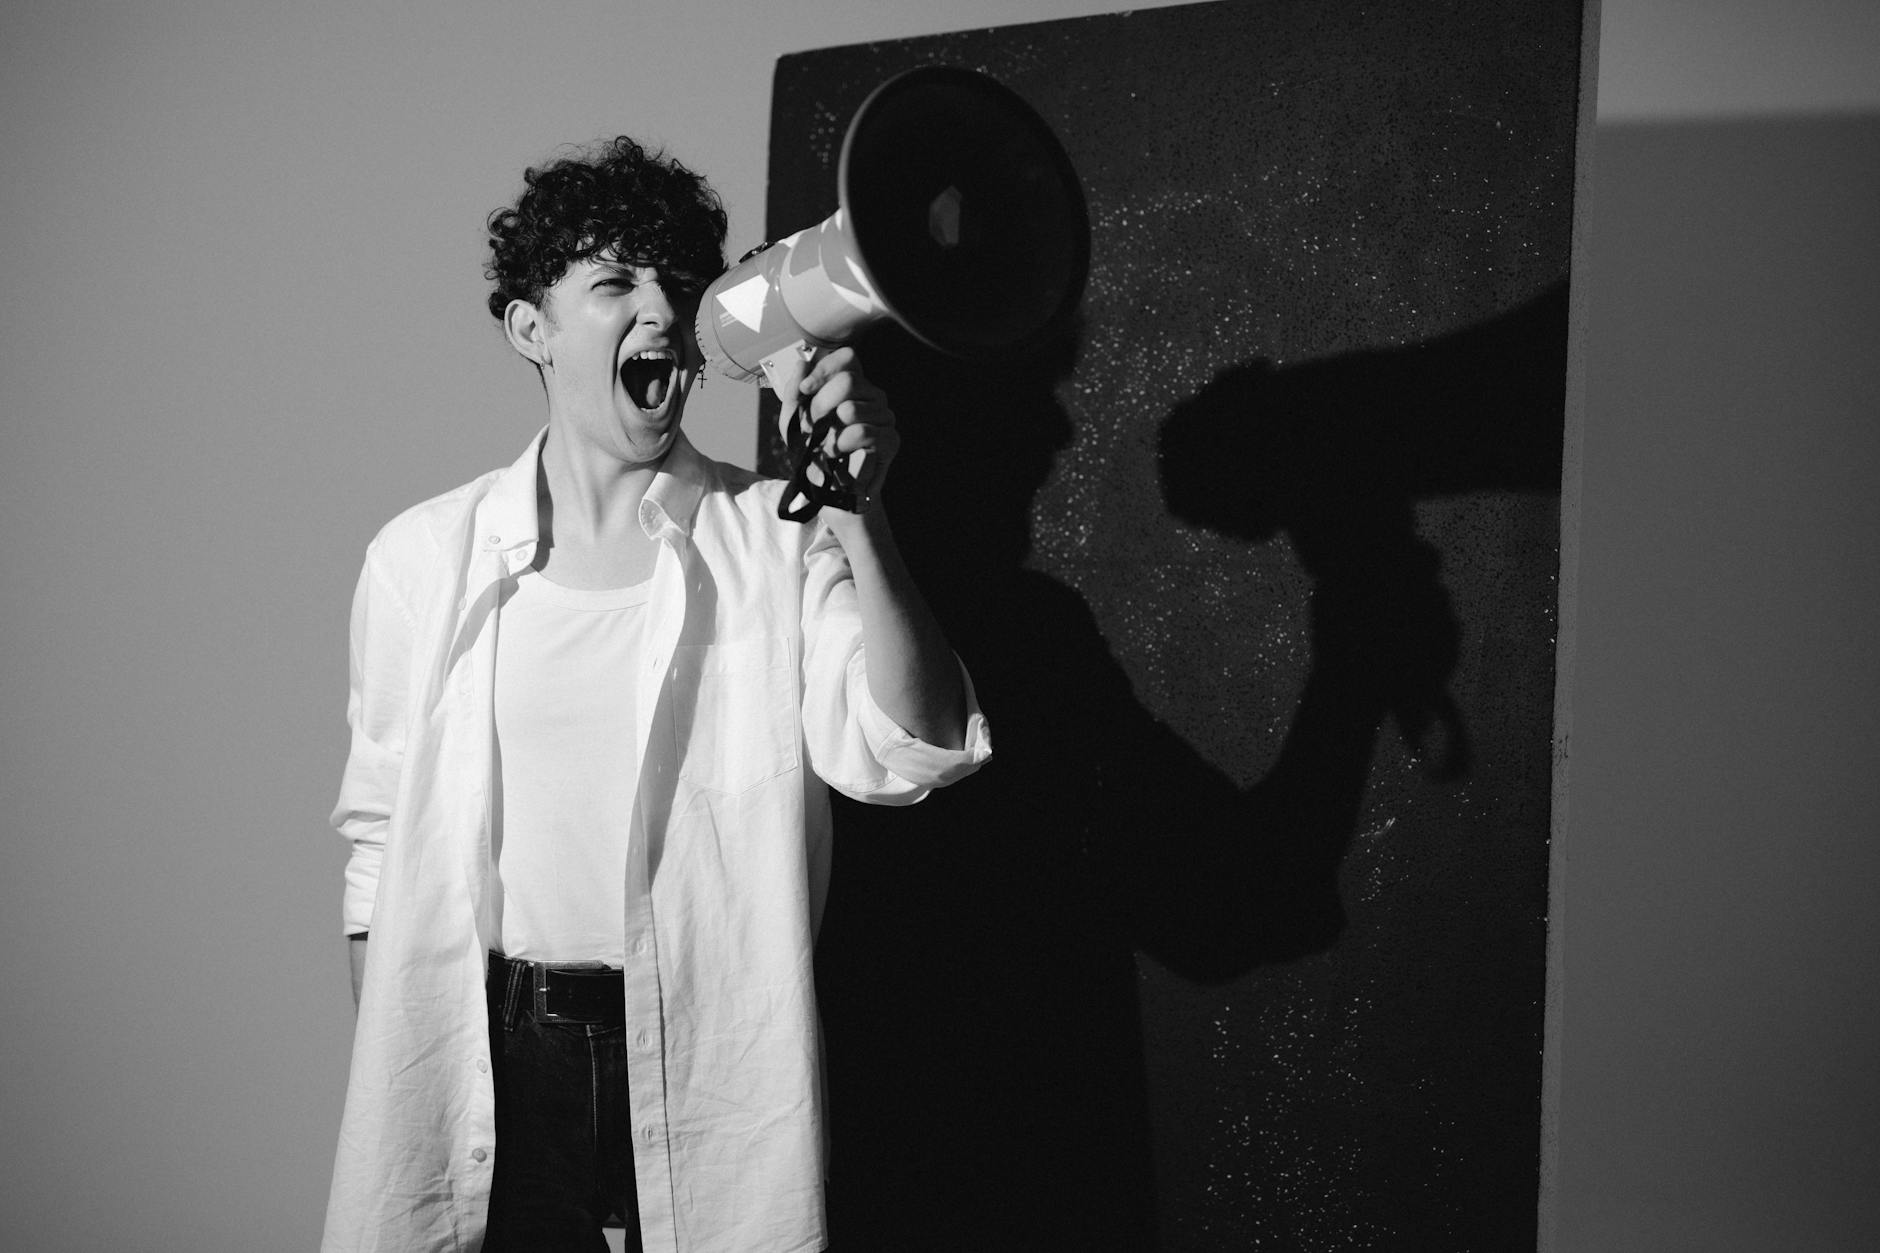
[778,408,860,523]
[763,341,861,523]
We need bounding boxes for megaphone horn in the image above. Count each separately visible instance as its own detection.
[697,65,1090,522]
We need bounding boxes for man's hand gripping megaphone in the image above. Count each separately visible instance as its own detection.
[761,342,896,524]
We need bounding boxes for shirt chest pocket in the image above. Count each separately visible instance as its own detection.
[669,637,800,795]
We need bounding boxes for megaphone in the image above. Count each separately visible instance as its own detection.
[696,65,1090,521]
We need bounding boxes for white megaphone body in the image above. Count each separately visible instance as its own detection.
[695,65,1089,521]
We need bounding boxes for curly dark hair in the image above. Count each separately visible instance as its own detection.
[484,136,727,320]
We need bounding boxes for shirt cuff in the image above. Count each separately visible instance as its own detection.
[340,844,381,937]
[853,655,992,790]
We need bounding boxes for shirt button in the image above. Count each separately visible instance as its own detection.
[636,1031,651,1049]
[471,1147,488,1163]
[476,1059,489,1073]
[642,1125,659,1144]
[485,534,501,546]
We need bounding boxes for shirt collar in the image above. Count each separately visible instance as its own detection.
[470,428,545,572]
[638,431,708,542]
[471,427,711,564]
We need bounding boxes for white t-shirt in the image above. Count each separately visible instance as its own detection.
[492,569,650,965]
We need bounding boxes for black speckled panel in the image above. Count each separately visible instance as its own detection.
[765,3,1585,1247]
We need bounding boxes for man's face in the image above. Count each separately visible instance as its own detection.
[534,252,703,467]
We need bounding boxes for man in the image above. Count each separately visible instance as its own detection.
[324,136,989,1253]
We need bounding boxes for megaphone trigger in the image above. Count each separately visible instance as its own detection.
[759,340,821,431]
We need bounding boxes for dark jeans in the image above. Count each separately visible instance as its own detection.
[484,954,643,1252]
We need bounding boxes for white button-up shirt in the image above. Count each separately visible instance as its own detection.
[323,430,991,1253]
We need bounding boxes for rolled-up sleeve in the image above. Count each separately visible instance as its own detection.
[799,524,991,804]
[330,542,415,935]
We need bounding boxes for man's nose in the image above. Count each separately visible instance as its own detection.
[637,284,678,328]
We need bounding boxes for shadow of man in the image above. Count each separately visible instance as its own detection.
[784,281,1564,1251]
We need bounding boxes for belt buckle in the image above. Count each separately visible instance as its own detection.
[532,963,583,1025]
[531,961,616,1024]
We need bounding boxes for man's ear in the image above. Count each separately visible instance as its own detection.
[503,298,552,367]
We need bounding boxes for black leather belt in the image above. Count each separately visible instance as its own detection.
[491,952,626,1026]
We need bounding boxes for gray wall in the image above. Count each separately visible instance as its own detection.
[1558,5,1880,1249]
[1,1,1874,1249]
[1559,107,1880,1253]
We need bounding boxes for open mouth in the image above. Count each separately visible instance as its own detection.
[620,353,677,411]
